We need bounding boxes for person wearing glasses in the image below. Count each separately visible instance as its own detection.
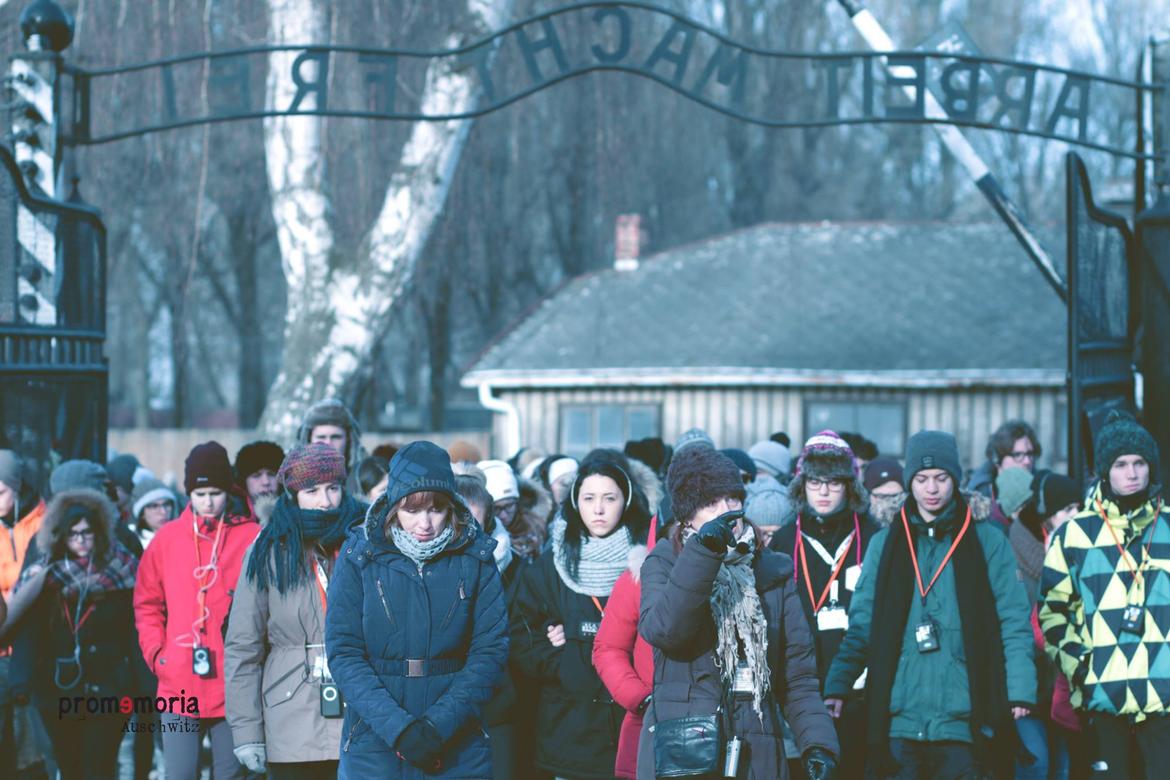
[10,486,140,780]
[1040,411,1170,778]
[769,430,881,778]
[966,421,1045,526]
[825,430,1035,780]
[134,442,259,780]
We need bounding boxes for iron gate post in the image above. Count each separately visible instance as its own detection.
[1135,196,1170,489]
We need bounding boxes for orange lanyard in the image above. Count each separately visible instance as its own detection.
[798,532,854,612]
[192,517,226,644]
[590,596,605,618]
[1100,499,1163,586]
[899,505,972,602]
[311,549,338,616]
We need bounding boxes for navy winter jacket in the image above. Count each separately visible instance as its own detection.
[325,441,510,779]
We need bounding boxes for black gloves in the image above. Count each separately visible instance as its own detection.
[803,747,837,780]
[695,510,743,553]
[395,718,443,770]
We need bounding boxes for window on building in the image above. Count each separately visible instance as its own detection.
[559,404,660,459]
[804,401,907,457]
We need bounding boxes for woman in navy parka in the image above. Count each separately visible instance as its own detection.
[325,441,509,778]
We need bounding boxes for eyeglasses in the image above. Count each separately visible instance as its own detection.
[807,478,846,492]
[68,530,95,540]
[1007,450,1036,462]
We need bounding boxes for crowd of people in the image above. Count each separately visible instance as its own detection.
[0,400,1165,780]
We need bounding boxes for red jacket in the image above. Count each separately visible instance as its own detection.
[593,534,656,779]
[134,502,258,719]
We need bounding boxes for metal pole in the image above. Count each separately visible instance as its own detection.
[834,0,1068,303]
[1151,37,1170,192]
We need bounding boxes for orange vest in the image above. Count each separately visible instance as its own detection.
[0,500,46,599]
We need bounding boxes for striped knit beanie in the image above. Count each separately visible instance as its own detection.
[278,443,347,495]
[794,430,858,481]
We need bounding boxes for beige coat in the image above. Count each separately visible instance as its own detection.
[224,545,344,762]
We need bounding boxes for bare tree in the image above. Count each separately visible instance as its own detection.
[258,0,514,440]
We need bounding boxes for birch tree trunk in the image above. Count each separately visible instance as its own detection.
[259,0,512,440]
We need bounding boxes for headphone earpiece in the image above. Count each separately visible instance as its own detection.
[570,467,635,511]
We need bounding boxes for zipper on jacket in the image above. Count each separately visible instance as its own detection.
[439,579,465,631]
[343,718,361,753]
[375,578,395,628]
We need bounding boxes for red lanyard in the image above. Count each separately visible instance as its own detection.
[192,517,227,644]
[61,595,95,636]
[590,596,605,618]
[1100,499,1163,586]
[899,505,972,601]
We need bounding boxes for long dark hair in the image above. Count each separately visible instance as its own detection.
[49,502,113,567]
[559,454,650,578]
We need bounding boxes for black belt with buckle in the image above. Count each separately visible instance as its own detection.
[375,658,464,677]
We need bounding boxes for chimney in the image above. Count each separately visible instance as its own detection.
[614,214,641,271]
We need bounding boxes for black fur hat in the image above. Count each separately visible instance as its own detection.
[667,447,745,525]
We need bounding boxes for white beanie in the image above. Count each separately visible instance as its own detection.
[547,457,578,486]
[477,460,519,502]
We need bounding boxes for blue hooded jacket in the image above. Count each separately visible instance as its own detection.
[326,441,509,779]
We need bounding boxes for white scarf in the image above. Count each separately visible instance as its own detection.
[492,523,514,574]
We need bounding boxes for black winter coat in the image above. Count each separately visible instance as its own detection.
[511,551,624,779]
[769,511,881,684]
[11,571,140,704]
[637,537,839,780]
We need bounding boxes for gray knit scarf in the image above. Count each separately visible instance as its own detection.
[550,517,633,597]
[709,529,771,721]
[391,525,454,569]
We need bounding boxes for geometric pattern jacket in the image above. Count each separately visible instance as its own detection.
[1039,485,1170,719]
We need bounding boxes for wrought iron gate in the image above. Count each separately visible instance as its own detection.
[0,144,107,492]
[1065,152,1138,486]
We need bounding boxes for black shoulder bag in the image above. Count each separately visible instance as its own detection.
[648,662,734,778]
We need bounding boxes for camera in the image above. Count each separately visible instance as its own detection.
[320,683,343,718]
[192,647,213,678]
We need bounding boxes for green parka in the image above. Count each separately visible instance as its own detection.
[824,498,1037,743]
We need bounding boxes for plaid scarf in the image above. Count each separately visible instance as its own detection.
[47,547,137,597]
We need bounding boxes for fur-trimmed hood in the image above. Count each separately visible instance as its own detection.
[518,474,553,532]
[872,490,993,527]
[38,488,118,552]
[626,458,664,517]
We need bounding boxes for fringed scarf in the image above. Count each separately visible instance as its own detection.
[246,493,363,594]
[550,517,633,597]
[709,528,771,721]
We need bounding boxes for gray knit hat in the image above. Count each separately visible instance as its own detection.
[0,450,22,492]
[745,481,791,527]
[674,428,715,455]
[50,460,109,496]
[903,430,963,488]
[131,477,177,520]
[667,446,744,525]
[1094,410,1159,479]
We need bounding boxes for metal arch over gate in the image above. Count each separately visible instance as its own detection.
[61,1,1159,161]
[6,0,1168,483]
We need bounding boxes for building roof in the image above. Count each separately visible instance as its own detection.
[463,221,1068,389]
